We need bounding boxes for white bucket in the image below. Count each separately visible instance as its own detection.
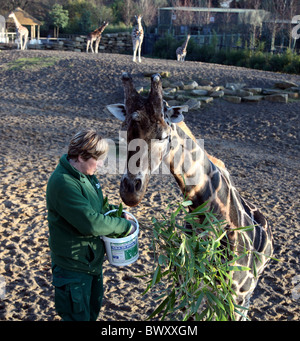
[102,210,139,266]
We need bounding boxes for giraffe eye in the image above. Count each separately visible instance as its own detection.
[158,131,169,142]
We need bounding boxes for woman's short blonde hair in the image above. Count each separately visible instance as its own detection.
[68,129,108,161]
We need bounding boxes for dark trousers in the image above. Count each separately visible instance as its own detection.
[52,265,103,321]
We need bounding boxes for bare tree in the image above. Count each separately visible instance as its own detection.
[139,0,158,29]
[121,0,136,27]
[263,0,291,52]
[171,0,195,28]
[0,0,34,13]
[249,0,262,49]
[286,0,298,49]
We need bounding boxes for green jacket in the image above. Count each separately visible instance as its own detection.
[46,154,131,275]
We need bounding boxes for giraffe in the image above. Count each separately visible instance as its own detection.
[8,12,28,50]
[176,34,191,62]
[86,21,109,53]
[106,73,273,321]
[132,15,144,63]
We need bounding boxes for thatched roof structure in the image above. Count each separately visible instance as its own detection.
[6,7,42,26]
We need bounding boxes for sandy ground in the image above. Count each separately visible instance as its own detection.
[0,50,299,321]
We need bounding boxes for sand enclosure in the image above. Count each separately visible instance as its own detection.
[0,50,299,321]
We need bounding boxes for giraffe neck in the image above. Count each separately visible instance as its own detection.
[182,37,190,52]
[136,20,143,36]
[165,124,245,229]
[11,14,22,30]
[98,24,107,35]
[161,123,273,319]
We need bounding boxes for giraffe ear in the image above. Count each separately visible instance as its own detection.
[167,105,188,123]
[106,104,126,122]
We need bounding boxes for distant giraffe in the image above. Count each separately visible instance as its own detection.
[107,73,273,321]
[86,22,109,53]
[8,12,28,50]
[132,15,144,63]
[176,35,190,62]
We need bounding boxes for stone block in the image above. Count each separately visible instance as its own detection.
[265,94,288,103]
[242,95,264,103]
[209,90,224,98]
[191,89,208,96]
[184,98,201,110]
[224,96,242,104]
[274,81,299,89]
[197,97,214,104]
[183,81,198,90]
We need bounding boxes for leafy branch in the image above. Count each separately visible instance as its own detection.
[142,200,255,321]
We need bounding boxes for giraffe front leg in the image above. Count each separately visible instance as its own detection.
[86,41,90,52]
[138,44,142,63]
[95,38,100,53]
[133,42,138,62]
[24,35,28,50]
[132,45,137,62]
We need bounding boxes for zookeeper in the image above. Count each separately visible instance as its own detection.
[46,129,135,321]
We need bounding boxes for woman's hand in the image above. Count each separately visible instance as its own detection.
[127,221,137,235]
[121,212,131,220]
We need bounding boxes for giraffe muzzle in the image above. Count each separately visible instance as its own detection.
[120,173,148,207]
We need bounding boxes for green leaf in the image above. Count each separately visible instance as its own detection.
[151,265,162,287]
[196,307,209,321]
[253,255,258,278]
[158,254,168,266]
[228,265,251,272]
[182,200,193,207]
[193,292,204,314]
[146,296,169,320]
[117,202,123,217]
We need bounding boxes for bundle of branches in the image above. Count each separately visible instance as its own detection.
[143,200,253,321]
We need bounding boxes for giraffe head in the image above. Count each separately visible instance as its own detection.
[106,73,188,206]
[102,21,109,29]
[8,12,16,19]
[135,15,142,24]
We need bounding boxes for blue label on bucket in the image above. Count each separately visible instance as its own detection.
[111,240,136,251]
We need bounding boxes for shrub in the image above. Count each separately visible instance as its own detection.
[153,34,178,60]
[210,49,228,64]
[224,49,250,67]
[194,45,216,63]
[249,52,269,70]
[151,35,299,75]
[269,54,287,72]
[283,56,300,74]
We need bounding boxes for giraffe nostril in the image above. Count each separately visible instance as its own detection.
[123,177,133,193]
[135,179,142,192]
[122,72,130,80]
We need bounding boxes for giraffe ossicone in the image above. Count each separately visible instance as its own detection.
[106,73,273,321]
